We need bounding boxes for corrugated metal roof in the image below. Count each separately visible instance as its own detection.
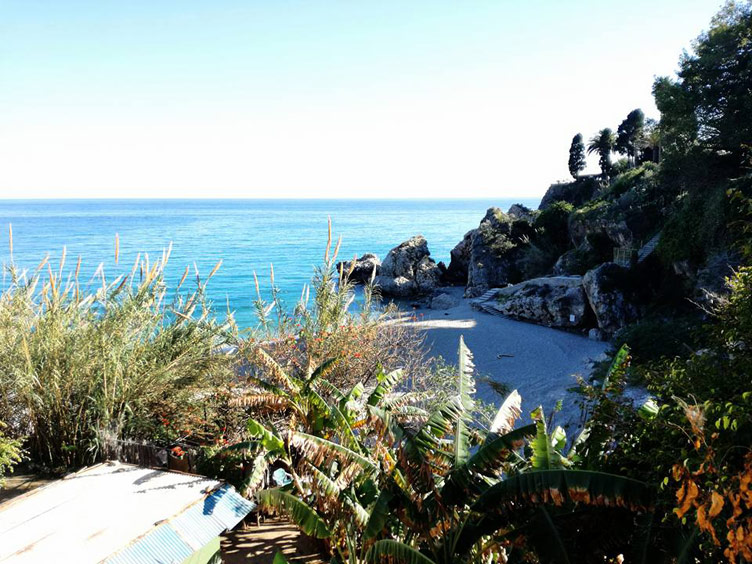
[106,485,255,564]
[0,462,255,564]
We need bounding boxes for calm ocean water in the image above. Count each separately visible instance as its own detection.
[0,199,538,328]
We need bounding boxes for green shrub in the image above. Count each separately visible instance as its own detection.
[535,201,573,251]
[608,162,659,199]
[613,316,699,365]
[658,183,729,265]
[0,252,237,470]
[0,422,22,487]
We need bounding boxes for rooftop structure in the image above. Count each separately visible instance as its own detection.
[0,461,254,564]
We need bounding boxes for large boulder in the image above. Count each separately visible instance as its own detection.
[492,276,590,328]
[444,230,473,285]
[430,292,461,310]
[464,208,532,297]
[582,263,640,335]
[693,252,740,309]
[337,253,381,284]
[374,236,442,297]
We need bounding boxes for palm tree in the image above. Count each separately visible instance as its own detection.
[587,128,616,178]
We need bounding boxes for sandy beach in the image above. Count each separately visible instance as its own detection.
[404,287,609,428]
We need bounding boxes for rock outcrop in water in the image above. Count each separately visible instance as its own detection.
[374,235,442,297]
[337,253,381,284]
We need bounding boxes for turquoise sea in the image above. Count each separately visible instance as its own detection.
[0,199,538,328]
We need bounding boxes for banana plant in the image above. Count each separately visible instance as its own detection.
[364,340,654,564]
[238,338,654,564]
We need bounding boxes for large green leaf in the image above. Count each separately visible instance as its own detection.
[366,540,438,564]
[246,417,284,452]
[602,344,629,393]
[239,451,271,495]
[532,506,571,564]
[272,552,290,564]
[303,357,339,392]
[442,424,536,501]
[529,406,569,470]
[454,336,476,465]
[306,461,341,498]
[367,368,404,406]
[472,470,654,513]
[363,490,393,540]
[258,488,331,538]
[314,377,347,403]
[307,387,362,452]
[290,432,377,473]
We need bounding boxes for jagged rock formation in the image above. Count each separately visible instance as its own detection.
[374,236,442,297]
[582,263,640,335]
[337,253,381,284]
[493,276,590,328]
[464,208,532,297]
[444,230,473,285]
[507,203,535,223]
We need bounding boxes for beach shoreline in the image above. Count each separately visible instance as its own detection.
[399,286,609,428]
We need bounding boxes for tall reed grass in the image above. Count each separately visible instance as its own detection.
[0,231,237,469]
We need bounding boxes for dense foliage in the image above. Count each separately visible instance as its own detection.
[0,249,237,469]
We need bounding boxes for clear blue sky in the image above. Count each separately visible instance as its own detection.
[0,1,723,199]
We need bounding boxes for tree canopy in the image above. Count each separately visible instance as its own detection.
[568,133,586,179]
[653,1,752,173]
[587,128,616,178]
[616,108,645,166]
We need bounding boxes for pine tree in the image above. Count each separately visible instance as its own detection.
[568,133,586,179]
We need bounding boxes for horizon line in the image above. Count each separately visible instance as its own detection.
[0,195,543,202]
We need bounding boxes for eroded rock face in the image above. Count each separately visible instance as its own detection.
[492,276,589,328]
[464,208,531,297]
[374,236,442,297]
[582,262,640,335]
[337,253,381,284]
[507,204,535,223]
[569,216,633,250]
[444,230,473,285]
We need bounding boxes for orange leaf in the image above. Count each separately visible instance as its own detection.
[709,491,725,518]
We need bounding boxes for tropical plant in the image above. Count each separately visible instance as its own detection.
[242,337,654,564]
[587,128,616,178]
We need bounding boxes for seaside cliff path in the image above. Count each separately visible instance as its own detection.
[404,287,608,427]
